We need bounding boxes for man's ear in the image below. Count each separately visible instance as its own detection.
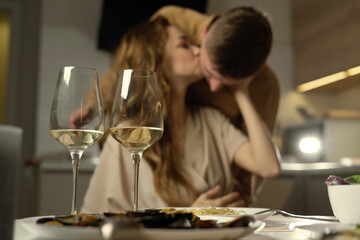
[201,26,208,42]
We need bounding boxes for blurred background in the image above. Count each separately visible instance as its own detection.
[1,0,360,218]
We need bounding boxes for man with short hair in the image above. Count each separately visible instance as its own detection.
[152,5,280,206]
[152,5,279,133]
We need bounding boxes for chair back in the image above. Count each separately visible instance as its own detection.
[0,124,23,240]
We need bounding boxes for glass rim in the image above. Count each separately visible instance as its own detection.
[119,68,157,77]
[60,66,98,74]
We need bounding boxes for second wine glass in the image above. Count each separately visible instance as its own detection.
[110,69,163,211]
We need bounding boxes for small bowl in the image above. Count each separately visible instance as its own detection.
[328,184,360,224]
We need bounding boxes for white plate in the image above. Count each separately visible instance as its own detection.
[19,207,267,240]
[111,221,265,240]
[294,223,356,239]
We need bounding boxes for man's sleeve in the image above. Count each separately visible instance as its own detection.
[151,5,216,45]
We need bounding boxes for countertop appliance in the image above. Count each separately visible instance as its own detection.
[282,118,360,162]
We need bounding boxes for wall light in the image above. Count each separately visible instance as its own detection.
[297,65,360,92]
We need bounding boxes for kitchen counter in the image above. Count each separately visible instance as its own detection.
[253,159,360,216]
[280,159,360,175]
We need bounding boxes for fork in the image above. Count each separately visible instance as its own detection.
[254,209,339,222]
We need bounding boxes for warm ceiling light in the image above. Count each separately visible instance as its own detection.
[347,66,360,76]
[296,65,360,92]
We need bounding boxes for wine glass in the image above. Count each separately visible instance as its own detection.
[110,69,163,211]
[49,66,104,215]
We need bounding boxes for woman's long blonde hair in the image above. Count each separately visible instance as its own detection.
[102,17,196,206]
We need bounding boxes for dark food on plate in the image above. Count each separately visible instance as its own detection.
[105,208,255,228]
[37,209,256,229]
[105,209,196,228]
[36,214,104,227]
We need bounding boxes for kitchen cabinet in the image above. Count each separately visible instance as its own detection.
[38,151,99,216]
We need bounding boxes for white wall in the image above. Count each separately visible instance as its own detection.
[36,0,110,156]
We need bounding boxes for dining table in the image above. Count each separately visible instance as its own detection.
[13,208,343,240]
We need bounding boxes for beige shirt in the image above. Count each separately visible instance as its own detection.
[81,107,247,213]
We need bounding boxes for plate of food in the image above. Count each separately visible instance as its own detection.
[20,214,103,240]
[168,207,273,221]
[19,207,267,240]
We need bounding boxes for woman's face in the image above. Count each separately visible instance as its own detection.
[163,26,204,86]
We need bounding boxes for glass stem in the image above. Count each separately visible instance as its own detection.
[131,152,143,211]
[70,151,82,215]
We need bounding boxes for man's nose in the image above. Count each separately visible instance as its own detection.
[208,78,223,92]
[192,45,200,56]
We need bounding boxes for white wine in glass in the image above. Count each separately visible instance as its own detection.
[50,66,104,215]
[110,69,163,211]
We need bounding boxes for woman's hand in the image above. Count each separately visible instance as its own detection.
[192,185,246,207]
